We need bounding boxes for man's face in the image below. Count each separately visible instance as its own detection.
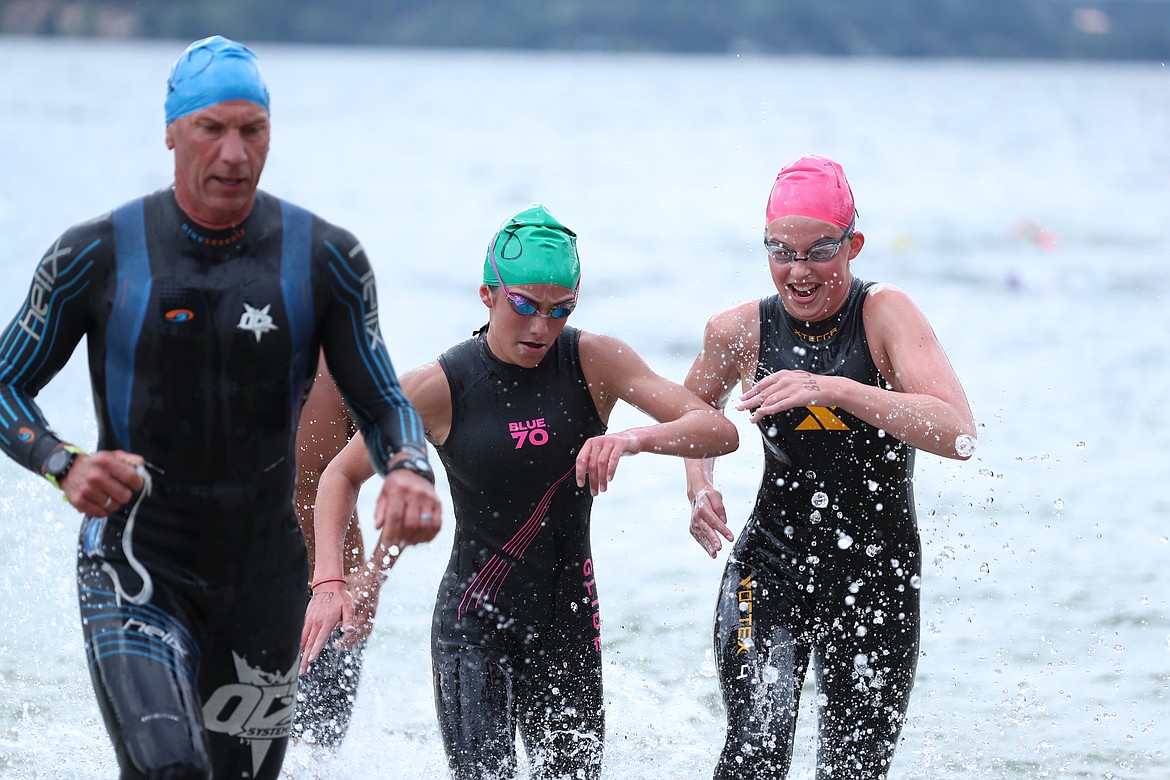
[166,99,270,228]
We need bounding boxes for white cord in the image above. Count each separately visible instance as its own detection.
[102,466,154,606]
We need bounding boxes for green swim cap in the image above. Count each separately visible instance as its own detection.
[483,204,580,290]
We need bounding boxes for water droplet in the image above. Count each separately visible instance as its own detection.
[866,544,881,557]
[909,575,922,589]
[955,434,977,457]
[1053,498,1065,512]
[1075,440,1086,450]
[837,533,854,550]
[810,510,822,523]
[867,480,879,493]
[761,666,779,684]
[812,492,829,508]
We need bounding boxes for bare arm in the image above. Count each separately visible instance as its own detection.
[737,284,976,459]
[574,330,739,495]
[300,432,376,672]
[300,360,451,671]
[682,301,759,557]
[295,352,362,578]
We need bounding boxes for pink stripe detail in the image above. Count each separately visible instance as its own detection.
[457,467,576,619]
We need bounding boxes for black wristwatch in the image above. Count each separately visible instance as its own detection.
[42,445,82,489]
[385,453,435,484]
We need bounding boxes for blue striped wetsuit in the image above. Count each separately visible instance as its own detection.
[432,327,608,780]
[714,279,920,780]
[0,188,426,780]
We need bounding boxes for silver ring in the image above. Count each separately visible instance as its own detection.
[103,497,114,509]
[420,513,433,521]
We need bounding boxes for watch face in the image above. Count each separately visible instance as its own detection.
[46,448,73,477]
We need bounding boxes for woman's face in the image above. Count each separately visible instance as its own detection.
[763,214,864,322]
[480,283,577,368]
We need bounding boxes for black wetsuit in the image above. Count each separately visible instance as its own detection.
[431,327,607,780]
[0,188,425,780]
[714,279,920,780]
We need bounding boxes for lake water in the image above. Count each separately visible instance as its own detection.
[0,35,1167,779]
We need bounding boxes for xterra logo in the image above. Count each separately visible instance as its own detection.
[203,653,297,775]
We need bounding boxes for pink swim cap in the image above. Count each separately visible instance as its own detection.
[765,154,855,229]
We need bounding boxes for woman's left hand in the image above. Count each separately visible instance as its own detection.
[575,432,641,496]
[737,370,838,423]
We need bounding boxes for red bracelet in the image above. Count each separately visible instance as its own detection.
[311,577,347,590]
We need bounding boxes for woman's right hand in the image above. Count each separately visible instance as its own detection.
[299,581,353,674]
[690,486,734,558]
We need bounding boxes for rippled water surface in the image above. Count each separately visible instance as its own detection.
[0,36,1167,779]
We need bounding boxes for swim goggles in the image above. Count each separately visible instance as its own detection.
[487,239,578,319]
[764,212,856,264]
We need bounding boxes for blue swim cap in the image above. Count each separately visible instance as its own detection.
[165,36,270,126]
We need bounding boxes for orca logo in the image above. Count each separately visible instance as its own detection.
[18,427,34,442]
[165,309,195,322]
[236,302,279,343]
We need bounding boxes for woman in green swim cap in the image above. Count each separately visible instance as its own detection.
[302,203,739,779]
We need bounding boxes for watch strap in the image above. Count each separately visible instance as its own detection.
[42,444,86,490]
[385,455,435,484]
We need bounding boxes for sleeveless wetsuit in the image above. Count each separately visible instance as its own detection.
[431,326,607,780]
[0,188,425,780]
[714,278,920,780]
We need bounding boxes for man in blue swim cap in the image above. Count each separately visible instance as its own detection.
[0,36,442,780]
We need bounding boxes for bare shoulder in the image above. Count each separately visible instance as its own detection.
[578,329,637,360]
[706,298,759,339]
[862,282,952,388]
[399,360,447,400]
[398,360,453,444]
[578,330,650,385]
[702,298,761,369]
[863,282,932,332]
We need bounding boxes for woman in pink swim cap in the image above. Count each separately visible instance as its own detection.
[683,155,977,779]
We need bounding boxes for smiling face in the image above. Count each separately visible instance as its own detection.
[166,99,270,229]
[764,214,864,322]
[480,283,577,368]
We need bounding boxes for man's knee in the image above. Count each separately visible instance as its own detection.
[118,721,211,780]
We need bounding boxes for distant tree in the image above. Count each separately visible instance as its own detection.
[2,0,1169,60]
